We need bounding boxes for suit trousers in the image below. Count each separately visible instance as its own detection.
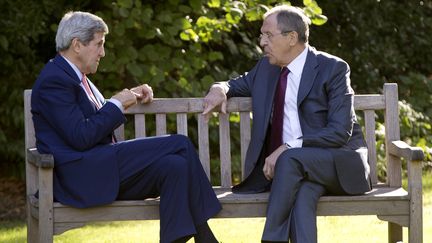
[114,134,221,243]
[262,147,345,243]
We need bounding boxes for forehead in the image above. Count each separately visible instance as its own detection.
[90,32,105,43]
[261,13,279,33]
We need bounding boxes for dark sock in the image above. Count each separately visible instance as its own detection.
[194,222,218,243]
[172,235,193,243]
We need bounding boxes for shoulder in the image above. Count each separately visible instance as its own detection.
[33,55,79,89]
[308,46,350,71]
[309,47,348,65]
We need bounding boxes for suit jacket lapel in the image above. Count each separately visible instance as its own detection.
[297,48,318,107]
[52,54,81,85]
[52,54,100,111]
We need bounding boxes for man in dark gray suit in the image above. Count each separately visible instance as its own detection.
[203,5,371,243]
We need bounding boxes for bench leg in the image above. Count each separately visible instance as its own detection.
[38,168,54,243]
[409,194,423,243]
[388,222,402,243]
[27,202,39,243]
[408,160,423,243]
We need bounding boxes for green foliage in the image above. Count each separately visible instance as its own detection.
[399,100,432,163]
[1,0,431,179]
[94,0,326,99]
[311,0,432,171]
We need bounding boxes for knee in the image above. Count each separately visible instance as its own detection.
[275,150,303,176]
[170,134,191,145]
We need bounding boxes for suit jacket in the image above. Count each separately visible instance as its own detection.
[31,54,126,208]
[220,47,371,195]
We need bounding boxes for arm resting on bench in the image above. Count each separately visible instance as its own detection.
[27,148,54,168]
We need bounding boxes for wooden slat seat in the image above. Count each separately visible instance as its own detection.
[24,83,424,242]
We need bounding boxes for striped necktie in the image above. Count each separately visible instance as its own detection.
[81,74,116,143]
[81,74,101,109]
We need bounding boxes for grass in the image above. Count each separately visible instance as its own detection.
[1,171,431,243]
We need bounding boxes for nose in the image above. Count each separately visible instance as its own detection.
[260,37,267,48]
[100,47,105,57]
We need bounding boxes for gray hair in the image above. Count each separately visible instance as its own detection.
[264,5,311,43]
[55,11,109,52]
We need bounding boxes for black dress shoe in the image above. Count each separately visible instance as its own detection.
[232,163,271,194]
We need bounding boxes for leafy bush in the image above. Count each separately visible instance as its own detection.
[1,0,430,179]
[311,0,432,171]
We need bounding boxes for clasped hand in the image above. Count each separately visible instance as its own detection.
[112,84,154,110]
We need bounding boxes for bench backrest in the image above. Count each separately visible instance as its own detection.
[23,83,401,192]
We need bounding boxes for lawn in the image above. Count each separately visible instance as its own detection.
[1,171,431,243]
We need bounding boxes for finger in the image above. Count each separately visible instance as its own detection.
[268,166,274,180]
[141,94,150,104]
[203,112,211,123]
[130,90,143,98]
[263,163,269,180]
[221,100,227,114]
[202,101,214,115]
[264,171,271,181]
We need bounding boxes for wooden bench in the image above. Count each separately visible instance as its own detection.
[24,83,424,242]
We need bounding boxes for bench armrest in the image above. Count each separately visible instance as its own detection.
[27,148,54,168]
[388,140,424,162]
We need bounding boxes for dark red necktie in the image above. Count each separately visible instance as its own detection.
[269,67,289,154]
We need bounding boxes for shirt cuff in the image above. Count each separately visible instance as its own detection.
[107,98,124,113]
[286,138,303,148]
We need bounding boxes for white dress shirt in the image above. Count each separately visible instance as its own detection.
[282,46,308,148]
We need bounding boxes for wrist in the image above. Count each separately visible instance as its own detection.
[211,84,228,95]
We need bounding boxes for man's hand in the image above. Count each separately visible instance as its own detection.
[263,144,289,180]
[202,85,228,122]
[130,84,153,104]
[112,89,137,110]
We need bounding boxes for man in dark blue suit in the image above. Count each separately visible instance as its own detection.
[203,5,371,243]
[31,11,221,243]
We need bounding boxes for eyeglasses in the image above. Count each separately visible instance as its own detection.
[259,31,294,41]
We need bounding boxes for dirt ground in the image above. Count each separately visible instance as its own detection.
[0,177,26,220]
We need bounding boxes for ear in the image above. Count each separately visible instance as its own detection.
[288,31,299,46]
[70,38,82,53]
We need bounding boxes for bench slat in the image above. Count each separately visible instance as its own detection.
[384,84,402,187]
[134,114,146,138]
[114,124,125,141]
[28,187,409,223]
[176,113,188,136]
[240,111,251,180]
[364,110,378,185]
[354,94,385,110]
[197,114,211,180]
[155,114,167,136]
[219,113,232,188]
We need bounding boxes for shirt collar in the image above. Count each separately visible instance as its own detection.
[60,55,83,82]
[287,45,309,78]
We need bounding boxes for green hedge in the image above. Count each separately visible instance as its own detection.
[1,0,430,179]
